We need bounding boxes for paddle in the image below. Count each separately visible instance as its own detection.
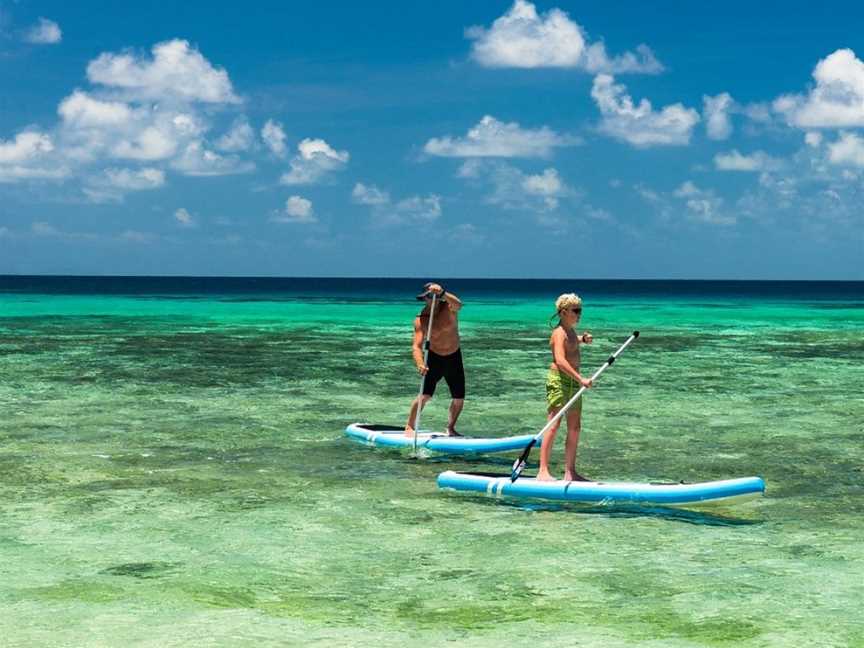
[510,331,640,481]
[412,293,439,455]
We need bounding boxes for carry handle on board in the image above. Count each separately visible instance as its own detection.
[510,331,640,482]
[412,293,439,455]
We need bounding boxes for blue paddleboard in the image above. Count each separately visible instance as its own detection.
[437,471,766,506]
[345,423,537,455]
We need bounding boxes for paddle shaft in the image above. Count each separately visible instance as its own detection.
[412,293,439,454]
[511,330,640,480]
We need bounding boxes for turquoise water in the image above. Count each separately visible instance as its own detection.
[1,279,862,646]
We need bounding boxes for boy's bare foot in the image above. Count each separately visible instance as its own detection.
[445,428,462,437]
[403,427,416,437]
[535,470,557,481]
[564,471,590,482]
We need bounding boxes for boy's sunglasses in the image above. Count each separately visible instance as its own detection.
[566,308,582,314]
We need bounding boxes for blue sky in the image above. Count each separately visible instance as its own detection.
[0,0,862,279]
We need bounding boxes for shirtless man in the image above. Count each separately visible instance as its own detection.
[404,282,464,437]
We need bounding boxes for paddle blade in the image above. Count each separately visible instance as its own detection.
[510,439,537,482]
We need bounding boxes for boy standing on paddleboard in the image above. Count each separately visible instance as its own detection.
[404,282,464,437]
[537,293,594,481]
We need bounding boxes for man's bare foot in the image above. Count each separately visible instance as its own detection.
[564,471,590,482]
[535,470,557,481]
[404,427,416,437]
[445,428,462,437]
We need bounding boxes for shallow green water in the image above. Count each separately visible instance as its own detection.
[1,286,863,646]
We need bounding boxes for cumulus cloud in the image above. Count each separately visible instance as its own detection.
[714,150,780,172]
[83,167,165,202]
[0,130,67,182]
[279,138,349,185]
[1,38,255,197]
[827,132,864,167]
[216,118,255,152]
[521,168,565,209]
[0,131,54,163]
[272,195,316,224]
[467,0,662,74]
[261,120,287,157]
[170,141,254,176]
[351,181,441,225]
[394,195,441,222]
[174,208,196,227]
[591,75,700,147]
[805,132,823,148]
[703,93,735,140]
[774,49,864,128]
[424,115,579,159]
[351,182,390,205]
[672,181,735,225]
[460,160,575,215]
[86,39,240,104]
[24,18,62,44]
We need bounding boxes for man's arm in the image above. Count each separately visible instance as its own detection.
[426,283,462,314]
[443,290,462,313]
[411,317,426,371]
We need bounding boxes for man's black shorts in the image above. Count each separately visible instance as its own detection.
[422,348,465,399]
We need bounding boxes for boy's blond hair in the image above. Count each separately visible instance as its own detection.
[555,293,582,313]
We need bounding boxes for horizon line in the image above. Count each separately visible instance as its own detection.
[1,273,862,283]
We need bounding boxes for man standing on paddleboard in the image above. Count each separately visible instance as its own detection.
[404,282,464,437]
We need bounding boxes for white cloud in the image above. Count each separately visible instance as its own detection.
[827,132,864,167]
[673,181,700,198]
[591,75,700,147]
[521,168,564,209]
[112,126,178,161]
[467,0,662,74]
[462,160,574,215]
[58,91,135,128]
[216,118,255,152]
[394,195,441,222]
[1,39,256,194]
[0,130,67,183]
[104,167,165,189]
[24,18,61,45]
[714,150,780,172]
[174,207,196,227]
[774,49,864,128]
[424,115,578,158]
[279,138,349,185]
[672,181,735,225]
[273,195,316,223]
[351,182,442,225]
[261,120,287,157]
[805,132,823,148]
[83,167,165,203]
[86,39,240,104]
[0,131,54,163]
[703,93,734,140]
[352,182,390,205]
[170,141,254,176]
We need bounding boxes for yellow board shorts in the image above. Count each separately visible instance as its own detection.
[545,369,583,411]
